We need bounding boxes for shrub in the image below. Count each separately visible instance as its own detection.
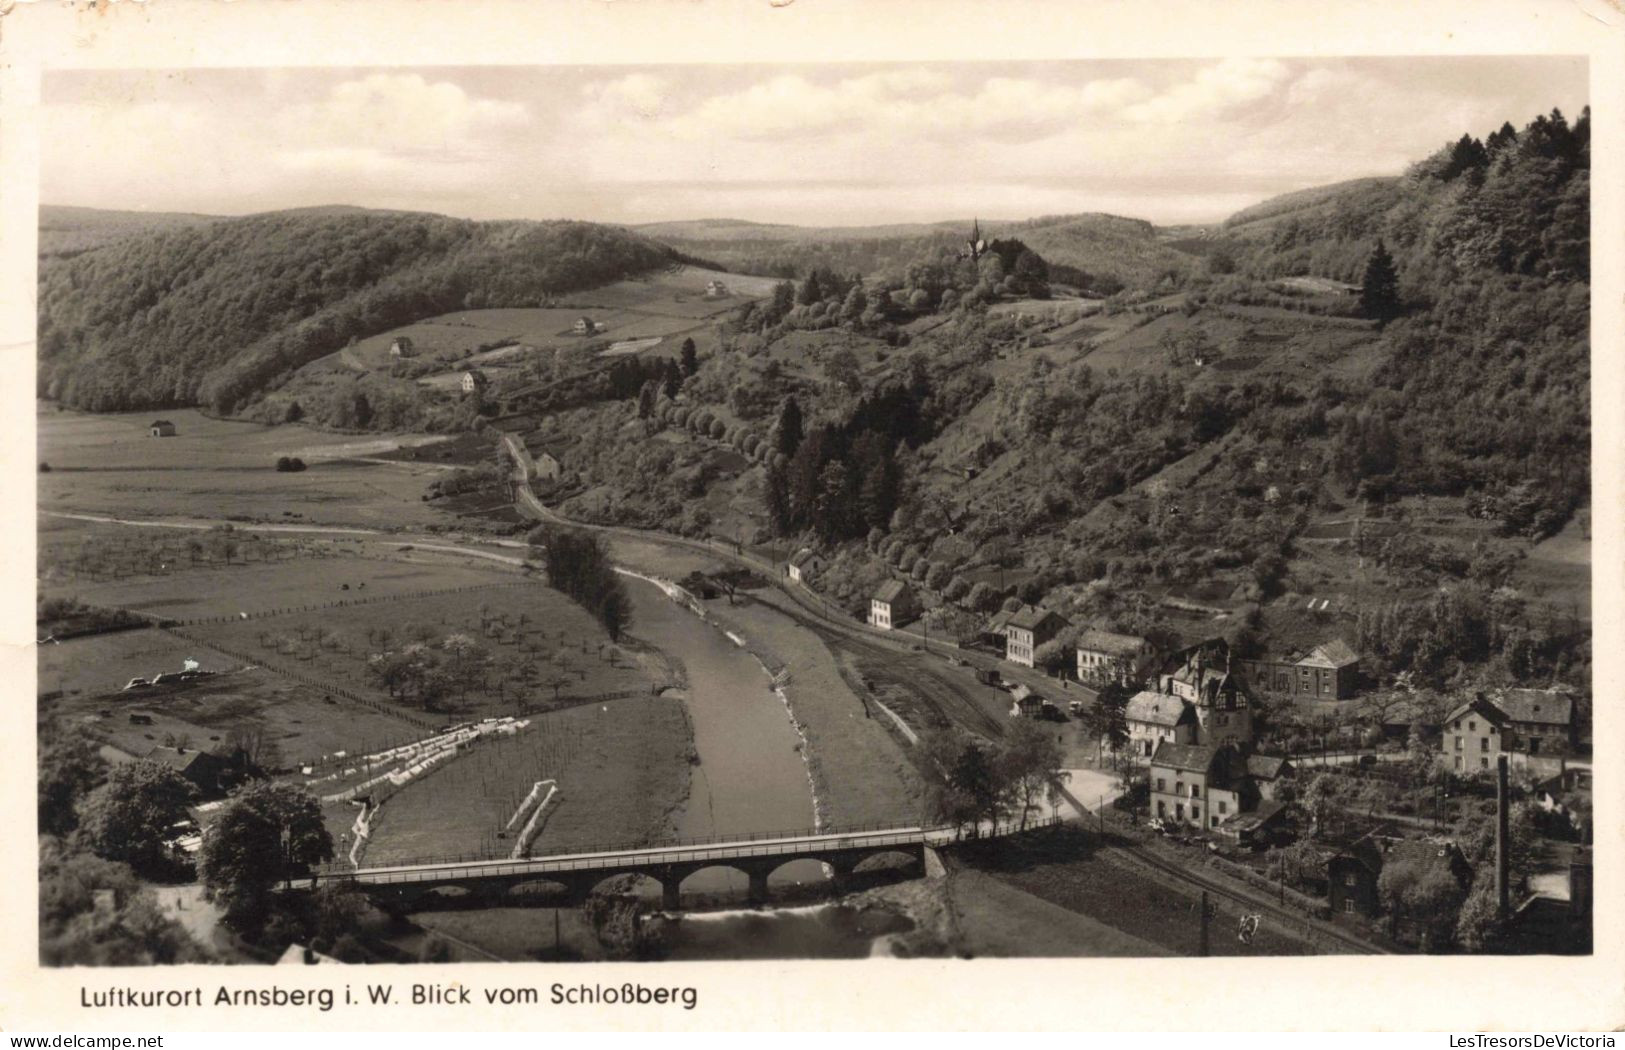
[968,582,999,612]
[911,559,932,581]
[925,562,953,591]
[275,456,307,473]
[944,575,970,602]
[39,461,51,472]
[709,418,728,440]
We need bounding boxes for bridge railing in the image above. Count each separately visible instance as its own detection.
[316,819,926,877]
[332,831,937,887]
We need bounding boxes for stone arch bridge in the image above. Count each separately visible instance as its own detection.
[309,825,981,912]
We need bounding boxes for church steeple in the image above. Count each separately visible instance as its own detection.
[965,218,986,261]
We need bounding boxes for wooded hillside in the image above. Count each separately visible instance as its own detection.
[37,210,683,413]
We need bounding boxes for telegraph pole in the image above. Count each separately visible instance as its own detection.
[1198,891,1211,957]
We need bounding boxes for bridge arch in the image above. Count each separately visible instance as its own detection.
[504,878,574,903]
[851,849,922,876]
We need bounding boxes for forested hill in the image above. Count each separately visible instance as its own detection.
[37,210,684,413]
[1216,107,1590,532]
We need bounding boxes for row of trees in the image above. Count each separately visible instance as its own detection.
[529,525,631,641]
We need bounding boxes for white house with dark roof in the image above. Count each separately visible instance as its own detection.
[461,369,489,395]
[787,547,825,584]
[1076,629,1155,687]
[869,579,917,630]
[1002,604,1069,668]
[1442,687,1577,774]
[1124,690,1198,760]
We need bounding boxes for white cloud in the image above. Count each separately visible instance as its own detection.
[271,73,528,173]
[1123,58,1291,124]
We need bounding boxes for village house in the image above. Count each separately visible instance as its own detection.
[1245,753,1296,801]
[142,745,239,801]
[1148,741,1256,831]
[1441,688,1577,775]
[149,420,176,438]
[573,316,597,335]
[388,336,416,358]
[787,547,825,584]
[461,369,489,396]
[1220,799,1291,849]
[869,579,917,630]
[1238,639,1361,701]
[1160,641,1253,748]
[1075,629,1155,688]
[1327,838,1385,918]
[705,279,729,298]
[1003,604,1069,668]
[532,447,562,484]
[1009,684,1046,719]
[1124,690,1198,760]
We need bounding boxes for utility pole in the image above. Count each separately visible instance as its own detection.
[1198,890,1211,957]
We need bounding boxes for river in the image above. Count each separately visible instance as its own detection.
[622,575,826,897]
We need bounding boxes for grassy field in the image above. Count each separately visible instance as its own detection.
[41,546,515,622]
[191,580,667,720]
[302,266,776,383]
[41,655,417,770]
[38,406,454,528]
[361,695,692,865]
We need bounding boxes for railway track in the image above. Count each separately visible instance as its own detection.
[1108,837,1391,955]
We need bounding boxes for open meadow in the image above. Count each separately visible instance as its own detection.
[358,694,692,865]
[38,406,455,528]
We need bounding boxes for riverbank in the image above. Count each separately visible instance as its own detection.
[700,593,923,828]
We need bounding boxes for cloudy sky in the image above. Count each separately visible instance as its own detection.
[42,56,1586,227]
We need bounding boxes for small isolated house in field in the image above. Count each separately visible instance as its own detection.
[461,369,489,396]
[573,317,597,335]
[788,547,825,584]
[149,420,176,438]
[705,279,729,298]
[532,447,562,484]
[142,745,237,801]
[1003,604,1068,668]
[869,579,917,630]
[1076,629,1156,688]
[1124,690,1199,760]
[389,337,416,358]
